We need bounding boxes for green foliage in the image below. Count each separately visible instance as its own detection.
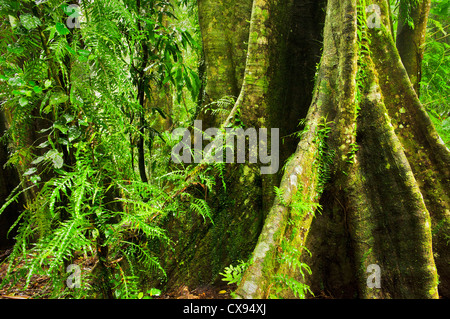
[202,95,236,118]
[420,0,449,144]
[269,116,333,299]
[220,260,249,286]
[1,140,171,297]
[269,242,313,299]
[111,263,161,299]
[269,189,316,299]
[270,273,313,299]
[396,0,421,29]
[314,118,335,191]
[0,0,207,299]
[274,186,287,206]
[289,190,322,225]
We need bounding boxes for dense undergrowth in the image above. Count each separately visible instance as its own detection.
[0,0,215,299]
[420,0,450,144]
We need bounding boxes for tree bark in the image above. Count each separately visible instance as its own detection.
[158,0,449,299]
[396,0,432,95]
[371,0,450,297]
[159,0,326,291]
[197,0,253,127]
[236,0,447,299]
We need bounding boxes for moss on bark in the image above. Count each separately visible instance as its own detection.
[237,0,444,299]
[160,0,448,299]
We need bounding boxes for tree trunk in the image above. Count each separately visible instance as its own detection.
[159,0,326,291]
[235,0,448,299]
[0,110,25,249]
[396,0,431,95]
[197,0,253,127]
[160,0,449,299]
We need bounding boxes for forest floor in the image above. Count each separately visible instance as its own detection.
[0,248,232,299]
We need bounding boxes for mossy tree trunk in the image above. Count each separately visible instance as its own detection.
[162,0,449,299]
[396,0,431,95]
[196,0,253,127]
[236,0,449,299]
[160,0,325,290]
[160,0,258,289]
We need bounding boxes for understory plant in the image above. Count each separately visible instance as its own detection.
[0,0,207,298]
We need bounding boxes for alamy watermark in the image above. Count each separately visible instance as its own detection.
[171,120,280,175]
[366,4,382,29]
[64,4,82,29]
[366,264,381,289]
[66,264,81,288]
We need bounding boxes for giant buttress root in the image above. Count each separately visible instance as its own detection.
[237,0,445,299]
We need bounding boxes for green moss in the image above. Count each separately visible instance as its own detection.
[249,31,259,44]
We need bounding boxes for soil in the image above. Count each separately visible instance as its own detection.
[0,248,233,299]
[157,284,235,299]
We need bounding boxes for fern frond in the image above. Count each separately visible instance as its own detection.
[190,197,213,223]
[121,241,167,278]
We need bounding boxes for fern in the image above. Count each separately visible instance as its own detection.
[121,241,167,278]
[271,274,313,299]
[0,0,201,299]
[274,186,287,206]
[220,260,249,286]
[117,211,170,243]
[190,197,213,223]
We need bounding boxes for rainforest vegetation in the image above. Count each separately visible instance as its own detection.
[0,0,449,299]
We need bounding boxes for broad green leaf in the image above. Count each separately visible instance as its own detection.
[77,55,88,62]
[63,114,75,123]
[55,22,70,35]
[9,76,26,87]
[33,86,43,94]
[49,92,69,106]
[45,25,57,43]
[31,155,46,165]
[77,49,90,57]
[8,15,18,28]
[78,117,89,126]
[16,90,32,97]
[68,126,81,142]
[37,141,50,148]
[184,72,192,91]
[44,79,52,88]
[58,137,69,146]
[19,97,29,106]
[42,104,52,114]
[23,167,37,176]
[77,50,90,61]
[20,14,41,30]
[65,44,77,55]
[189,69,200,90]
[53,123,68,134]
[52,154,64,169]
[148,288,161,297]
[37,126,52,133]
[40,149,64,169]
[30,175,41,184]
